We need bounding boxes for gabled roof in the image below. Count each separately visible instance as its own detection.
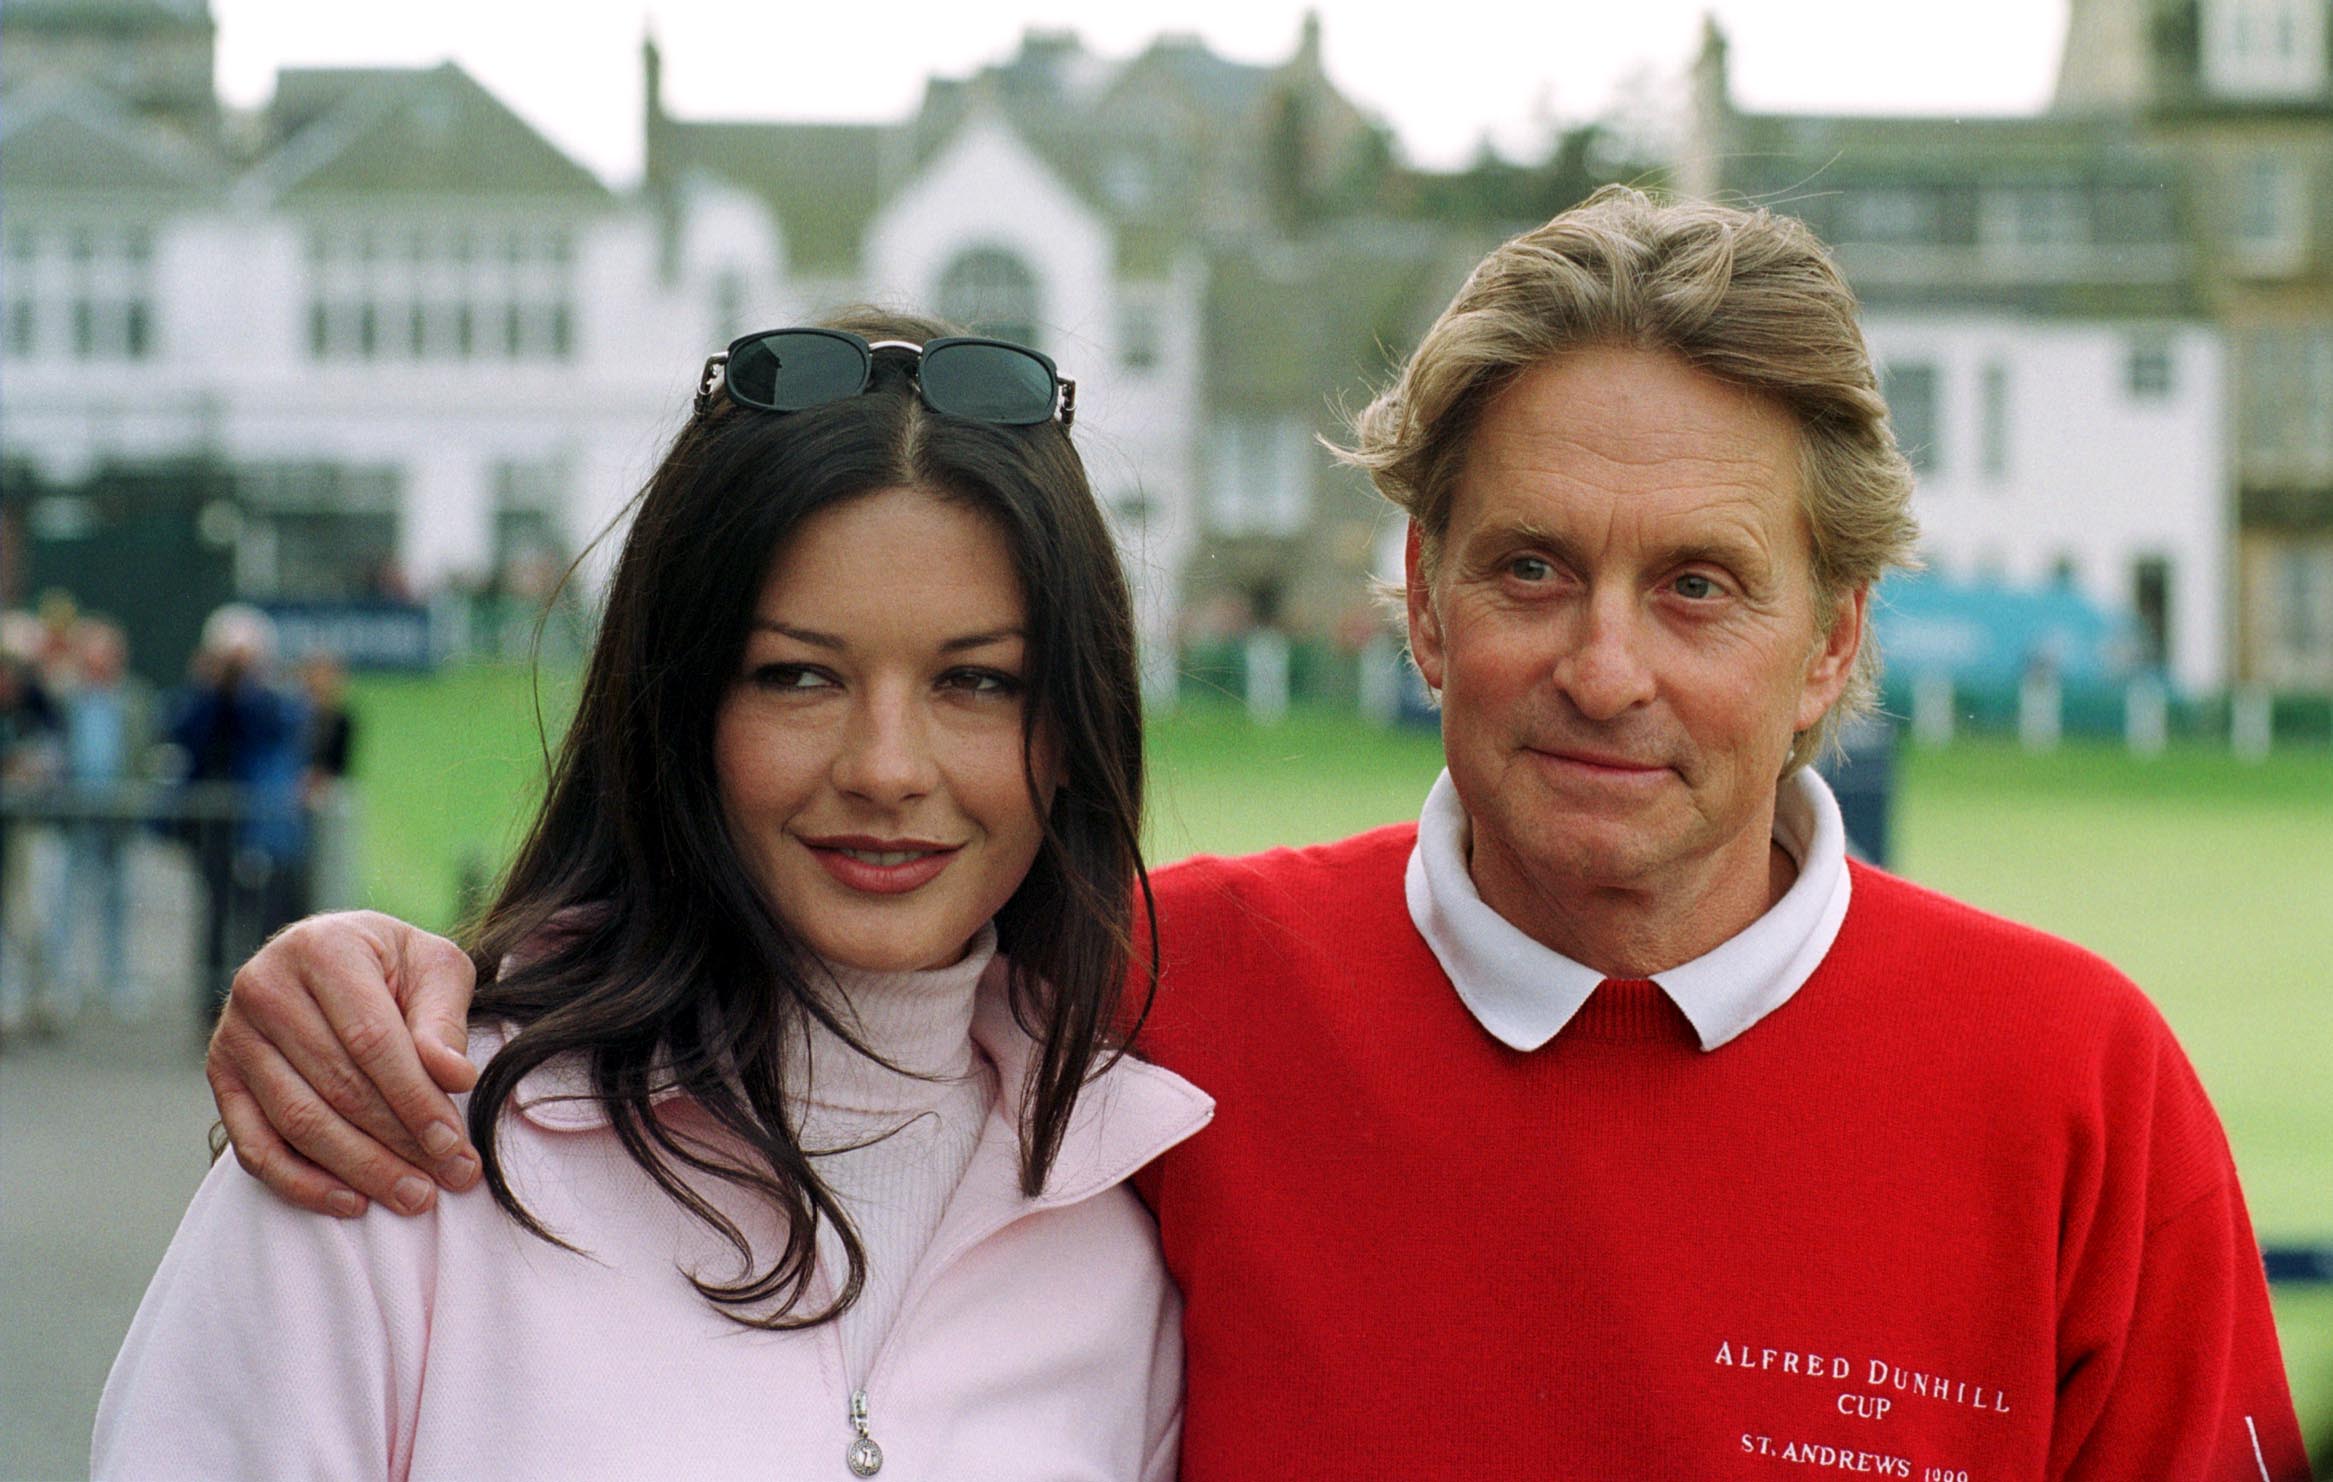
[245,62,611,204]
[0,0,210,32]
[1208,221,1487,411]
[656,119,890,277]
[0,78,229,195]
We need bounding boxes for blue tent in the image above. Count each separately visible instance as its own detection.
[1872,569,2147,699]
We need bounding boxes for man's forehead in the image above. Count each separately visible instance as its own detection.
[1444,350,1805,527]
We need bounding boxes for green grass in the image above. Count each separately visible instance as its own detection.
[344,663,578,931]
[348,670,2333,1438]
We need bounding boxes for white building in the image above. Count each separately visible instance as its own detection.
[2,6,1397,697]
[1863,316,2226,692]
[1683,23,2237,690]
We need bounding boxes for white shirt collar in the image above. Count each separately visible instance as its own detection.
[1403,766,1853,1053]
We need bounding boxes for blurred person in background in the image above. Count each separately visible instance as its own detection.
[199,192,2311,1477]
[297,650,355,805]
[0,630,65,1039]
[293,650,358,920]
[43,619,154,1022]
[167,605,307,1019]
[97,311,1204,1479]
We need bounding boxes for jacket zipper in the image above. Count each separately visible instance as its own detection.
[827,1066,1211,1476]
[830,1182,1052,1477]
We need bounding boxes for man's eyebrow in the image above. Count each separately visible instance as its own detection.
[1457,521,1771,576]
[747,621,1026,653]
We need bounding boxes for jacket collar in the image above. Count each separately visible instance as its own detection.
[501,955,1213,1212]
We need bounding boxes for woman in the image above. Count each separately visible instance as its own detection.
[96,312,1212,1481]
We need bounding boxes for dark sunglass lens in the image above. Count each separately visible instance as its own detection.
[727,331,867,412]
[920,342,1057,425]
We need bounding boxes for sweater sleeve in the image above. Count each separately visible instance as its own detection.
[93,1156,430,1481]
[2048,1030,2309,1481]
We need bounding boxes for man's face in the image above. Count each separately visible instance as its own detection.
[1407,346,1863,937]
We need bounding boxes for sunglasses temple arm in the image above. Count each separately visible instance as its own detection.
[1059,377,1076,430]
[694,353,731,419]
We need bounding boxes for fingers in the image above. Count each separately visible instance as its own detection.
[210,1027,441,1216]
[300,917,480,1188]
[391,927,481,1097]
[258,960,436,1166]
[208,1054,367,1219]
[215,912,480,1204]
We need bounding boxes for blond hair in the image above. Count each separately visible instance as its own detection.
[1344,185,1921,770]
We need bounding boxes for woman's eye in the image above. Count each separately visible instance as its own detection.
[1672,573,1721,600]
[942,668,1022,696]
[749,663,830,690]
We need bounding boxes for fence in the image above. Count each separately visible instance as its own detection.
[0,781,357,1034]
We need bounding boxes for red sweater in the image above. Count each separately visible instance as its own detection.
[1133,825,2308,1481]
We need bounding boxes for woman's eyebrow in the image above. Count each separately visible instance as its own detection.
[940,628,1026,653]
[747,621,1025,652]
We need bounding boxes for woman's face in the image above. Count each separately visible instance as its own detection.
[713,484,1053,973]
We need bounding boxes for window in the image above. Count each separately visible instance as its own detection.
[492,460,569,582]
[2203,0,2328,96]
[1120,302,1161,371]
[2126,335,2175,398]
[2132,555,2172,669]
[710,269,748,343]
[2242,326,2333,474]
[305,223,577,363]
[2232,152,2307,267]
[936,247,1040,348]
[1882,362,1943,476]
[2276,543,2332,662]
[2095,185,2176,244]
[1979,362,2010,482]
[1205,416,1312,535]
[4,225,158,361]
[1989,186,2087,246]
[1843,189,1939,244]
[236,464,402,600]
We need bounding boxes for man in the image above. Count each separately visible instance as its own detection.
[205,189,2308,1477]
[48,620,154,1020]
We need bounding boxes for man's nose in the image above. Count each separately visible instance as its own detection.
[833,688,938,803]
[1553,593,1657,721]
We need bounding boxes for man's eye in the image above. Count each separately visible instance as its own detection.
[1507,557,1555,582]
[1672,573,1720,600]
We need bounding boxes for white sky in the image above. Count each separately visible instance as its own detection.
[209,0,2073,184]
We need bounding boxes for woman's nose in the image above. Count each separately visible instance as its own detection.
[832,689,938,803]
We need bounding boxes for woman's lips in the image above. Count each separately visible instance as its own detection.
[801,838,960,894]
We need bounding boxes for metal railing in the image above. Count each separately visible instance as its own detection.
[0,780,357,1027]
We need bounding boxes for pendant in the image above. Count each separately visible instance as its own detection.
[846,1388,883,1476]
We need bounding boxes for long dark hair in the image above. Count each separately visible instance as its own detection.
[464,309,1154,1328]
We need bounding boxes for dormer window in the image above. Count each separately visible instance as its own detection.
[2202,0,2328,98]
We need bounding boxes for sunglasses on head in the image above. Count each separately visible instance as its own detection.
[695,328,1076,428]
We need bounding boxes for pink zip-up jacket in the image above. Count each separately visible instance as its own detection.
[95,971,1214,1481]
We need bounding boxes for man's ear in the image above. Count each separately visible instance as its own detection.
[1795,583,1868,733]
[1405,521,1446,692]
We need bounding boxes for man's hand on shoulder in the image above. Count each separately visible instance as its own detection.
[207,911,481,1218]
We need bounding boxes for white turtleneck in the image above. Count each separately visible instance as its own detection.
[789,925,1001,1391]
